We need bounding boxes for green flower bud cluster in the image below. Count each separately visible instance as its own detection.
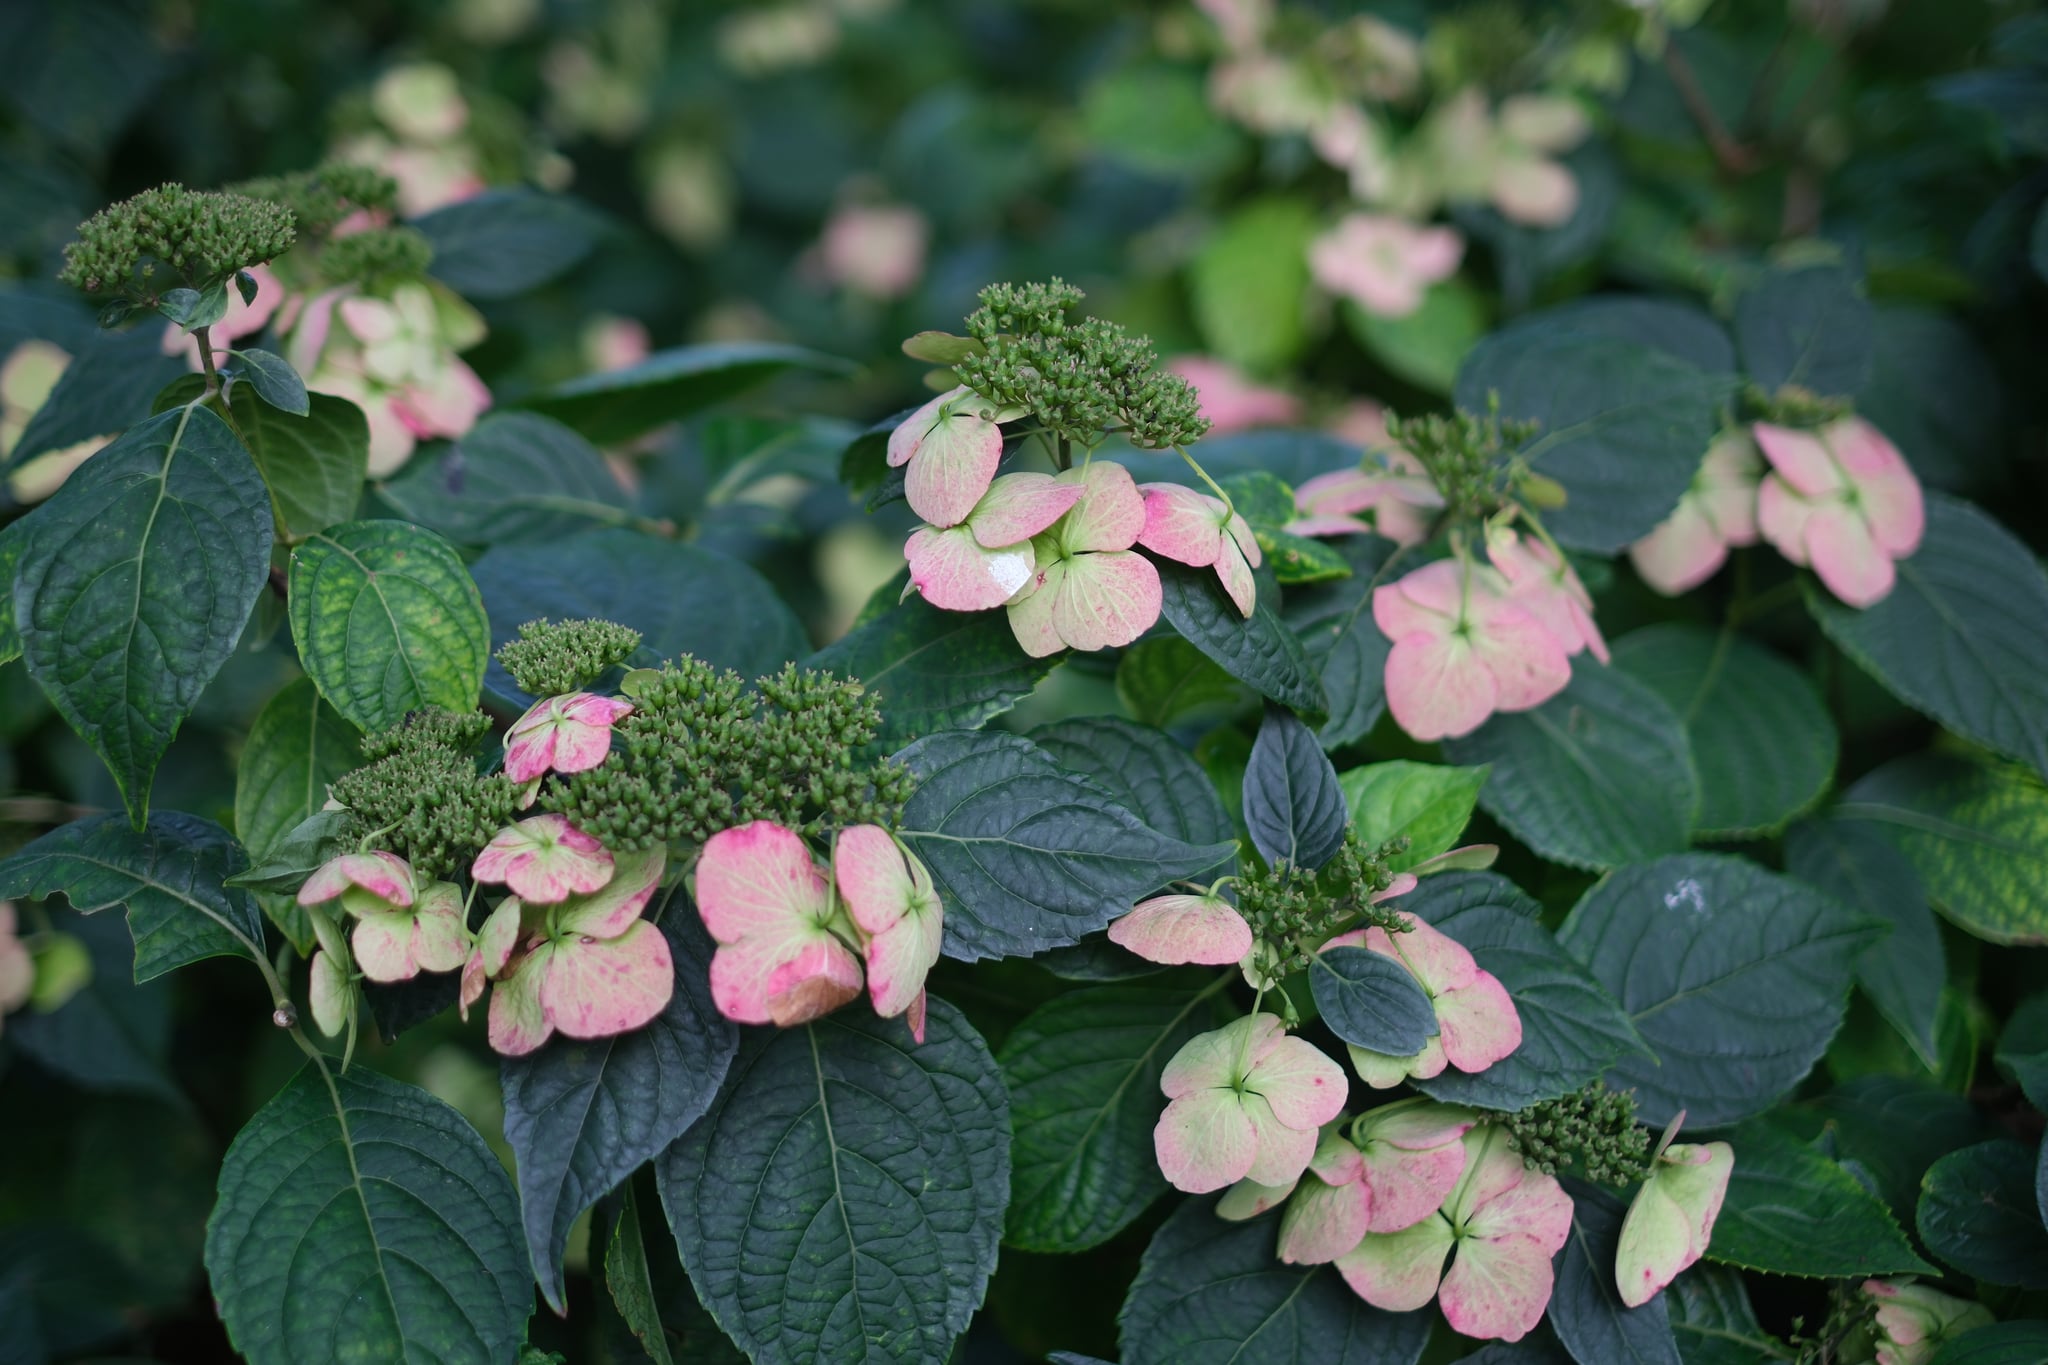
[1745,381,1852,428]
[549,657,914,851]
[953,279,1211,451]
[1388,401,1541,524]
[1497,1081,1652,1185]
[318,227,435,289]
[1237,832,1408,988]
[331,708,520,880]
[497,618,644,696]
[232,162,400,239]
[59,184,297,302]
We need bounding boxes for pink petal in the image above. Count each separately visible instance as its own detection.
[547,717,619,776]
[352,913,419,983]
[1217,1175,1301,1220]
[1631,500,1728,596]
[1805,503,1895,608]
[1244,1094,1324,1186]
[473,815,616,904]
[554,844,666,940]
[1491,156,1578,228]
[1048,550,1162,652]
[1246,1035,1350,1131]
[968,472,1084,548]
[1107,894,1253,966]
[834,824,917,936]
[1216,538,1258,619]
[1287,513,1374,539]
[1155,1089,1260,1193]
[886,388,952,468]
[1756,474,1816,567]
[1753,423,1846,498]
[1362,1133,1471,1234]
[906,525,1036,612]
[1435,971,1524,1073]
[488,948,555,1055]
[764,935,865,1026]
[864,903,944,1020]
[1367,915,1478,995]
[560,693,635,726]
[1438,1231,1559,1341]
[1296,469,1382,519]
[1058,462,1147,553]
[1371,559,1460,638]
[299,851,416,908]
[1336,1215,1455,1311]
[905,988,928,1044]
[1278,1172,1373,1264]
[1136,483,1227,568]
[412,881,471,974]
[1006,559,1068,658]
[1830,421,1924,557]
[539,920,675,1039]
[1164,1017,1271,1097]
[1466,601,1573,714]
[695,821,830,945]
[1382,631,1500,742]
[904,407,1004,528]
[1167,355,1303,432]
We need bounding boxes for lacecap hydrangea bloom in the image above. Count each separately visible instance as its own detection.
[1154,1013,1349,1194]
[1754,416,1924,608]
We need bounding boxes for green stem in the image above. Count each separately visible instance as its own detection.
[1175,445,1234,517]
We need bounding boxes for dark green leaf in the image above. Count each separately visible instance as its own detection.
[1798,1076,1992,1223]
[1918,1140,2048,1288]
[415,187,605,298]
[500,905,737,1312]
[1733,263,1872,399]
[472,529,807,705]
[1310,947,1438,1055]
[596,1182,676,1365]
[1558,854,1880,1126]
[1245,704,1347,870]
[380,412,633,546]
[155,282,228,332]
[517,342,853,447]
[7,908,178,1103]
[1837,751,2048,946]
[808,598,1057,751]
[897,730,1236,961]
[1667,1266,1779,1365]
[1029,716,1235,848]
[0,516,26,666]
[1444,667,1697,871]
[234,676,361,868]
[205,1064,531,1365]
[1927,1322,2048,1365]
[1550,1180,1681,1365]
[1157,560,1326,717]
[288,520,490,733]
[7,324,183,470]
[1856,307,2003,492]
[217,391,367,540]
[0,811,265,982]
[1000,978,1221,1251]
[1346,280,1490,395]
[15,404,272,824]
[658,998,1008,1365]
[1118,1194,1433,1365]
[1338,761,1489,873]
[1114,636,1256,731]
[1611,624,1836,837]
[1412,876,1648,1111]
[1786,819,1944,1069]
[1708,1118,1935,1278]
[1811,495,2048,783]
[226,808,351,893]
[1997,992,2048,1111]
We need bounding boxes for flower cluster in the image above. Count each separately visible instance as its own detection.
[332,63,493,217]
[1331,912,1522,1088]
[1498,1081,1652,1185]
[1862,1278,1994,1365]
[58,184,296,305]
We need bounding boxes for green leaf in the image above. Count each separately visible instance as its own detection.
[1338,761,1489,873]
[1997,992,2048,1111]
[1550,1181,1681,1365]
[1733,263,1873,399]
[1443,666,1698,871]
[6,907,179,1103]
[288,519,490,733]
[1811,495,2048,783]
[156,281,229,332]
[1667,1265,1779,1365]
[230,392,367,541]
[1244,704,1347,870]
[596,1181,677,1365]
[1918,1140,2048,1288]
[1455,300,1737,553]
[1927,1322,2048,1365]
[1707,1118,1935,1278]
[1611,624,1836,837]
[471,529,807,705]
[897,730,1237,960]
[414,187,605,299]
[205,1064,531,1365]
[0,516,27,666]
[1345,279,1490,395]
[658,998,1008,1365]
[1192,199,1316,372]
[227,808,351,893]
[1798,1076,1992,1224]
[1837,751,2048,946]
[500,906,737,1312]
[1118,1194,1433,1365]
[1282,535,1401,750]
[227,348,309,415]
[0,811,267,981]
[1157,560,1326,718]
[6,323,184,471]
[1114,636,1255,731]
[836,406,916,501]
[1081,62,1240,178]
[517,342,853,447]
[15,404,272,824]
[1557,853,1880,1127]
[1029,716,1236,848]
[380,411,634,547]
[1311,947,1438,1055]
[1856,306,2003,492]
[1000,978,1222,1252]
[234,676,361,875]
[1410,873,1648,1111]
[1786,819,1944,1069]
[808,598,1057,752]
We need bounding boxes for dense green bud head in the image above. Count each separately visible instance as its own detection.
[1387,403,1540,523]
[232,162,401,238]
[318,226,435,288]
[59,184,297,301]
[1498,1080,1652,1185]
[1238,829,1405,988]
[496,618,645,696]
[333,708,519,880]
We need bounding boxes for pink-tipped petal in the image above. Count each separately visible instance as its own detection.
[1109,894,1254,966]
[864,906,944,1020]
[969,472,1084,548]
[1804,503,1895,608]
[554,844,666,941]
[1382,632,1500,743]
[1437,1232,1560,1341]
[1218,1175,1301,1220]
[834,825,916,936]
[1216,538,1258,619]
[1435,971,1524,1073]
[1491,157,1578,228]
[1278,1174,1373,1264]
[1047,550,1162,652]
[1136,483,1228,568]
[1058,462,1148,553]
[488,950,555,1056]
[695,821,830,944]
[905,988,928,1044]
[1631,500,1729,596]
[904,409,1004,528]
[1246,1035,1350,1132]
[540,920,675,1039]
[300,851,416,908]
[907,525,1036,612]
[473,815,615,904]
[1753,423,1846,498]
[1006,560,1068,658]
[351,914,420,983]
[1336,1216,1455,1311]
[1755,474,1817,567]
[412,882,471,975]
[887,389,952,468]
[1155,1089,1261,1194]
[764,935,865,1027]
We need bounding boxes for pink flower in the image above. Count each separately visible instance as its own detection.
[301,281,491,476]
[1108,890,1253,966]
[1194,0,1270,50]
[1309,214,1464,319]
[504,692,635,786]
[1166,356,1303,433]
[887,385,1010,529]
[1154,1013,1348,1194]
[1616,1139,1735,1306]
[1338,1125,1574,1341]
[486,846,674,1056]
[298,851,468,985]
[582,315,651,374]
[1485,528,1608,664]
[1754,417,1925,608]
[1269,1101,1480,1265]
[1136,482,1262,618]
[473,814,616,904]
[1490,95,1588,228]
[904,472,1084,612]
[0,903,33,1034]
[1372,557,1572,741]
[694,820,863,1028]
[1629,432,1763,595]
[1276,1128,1376,1265]
[1863,1279,1996,1365]
[298,850,418,913]
[1007,462,1163,658]
[1327,913,1521,1088]
[818,203,929,300]
[833,825,944,1043]
[1290,454,1443,547]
